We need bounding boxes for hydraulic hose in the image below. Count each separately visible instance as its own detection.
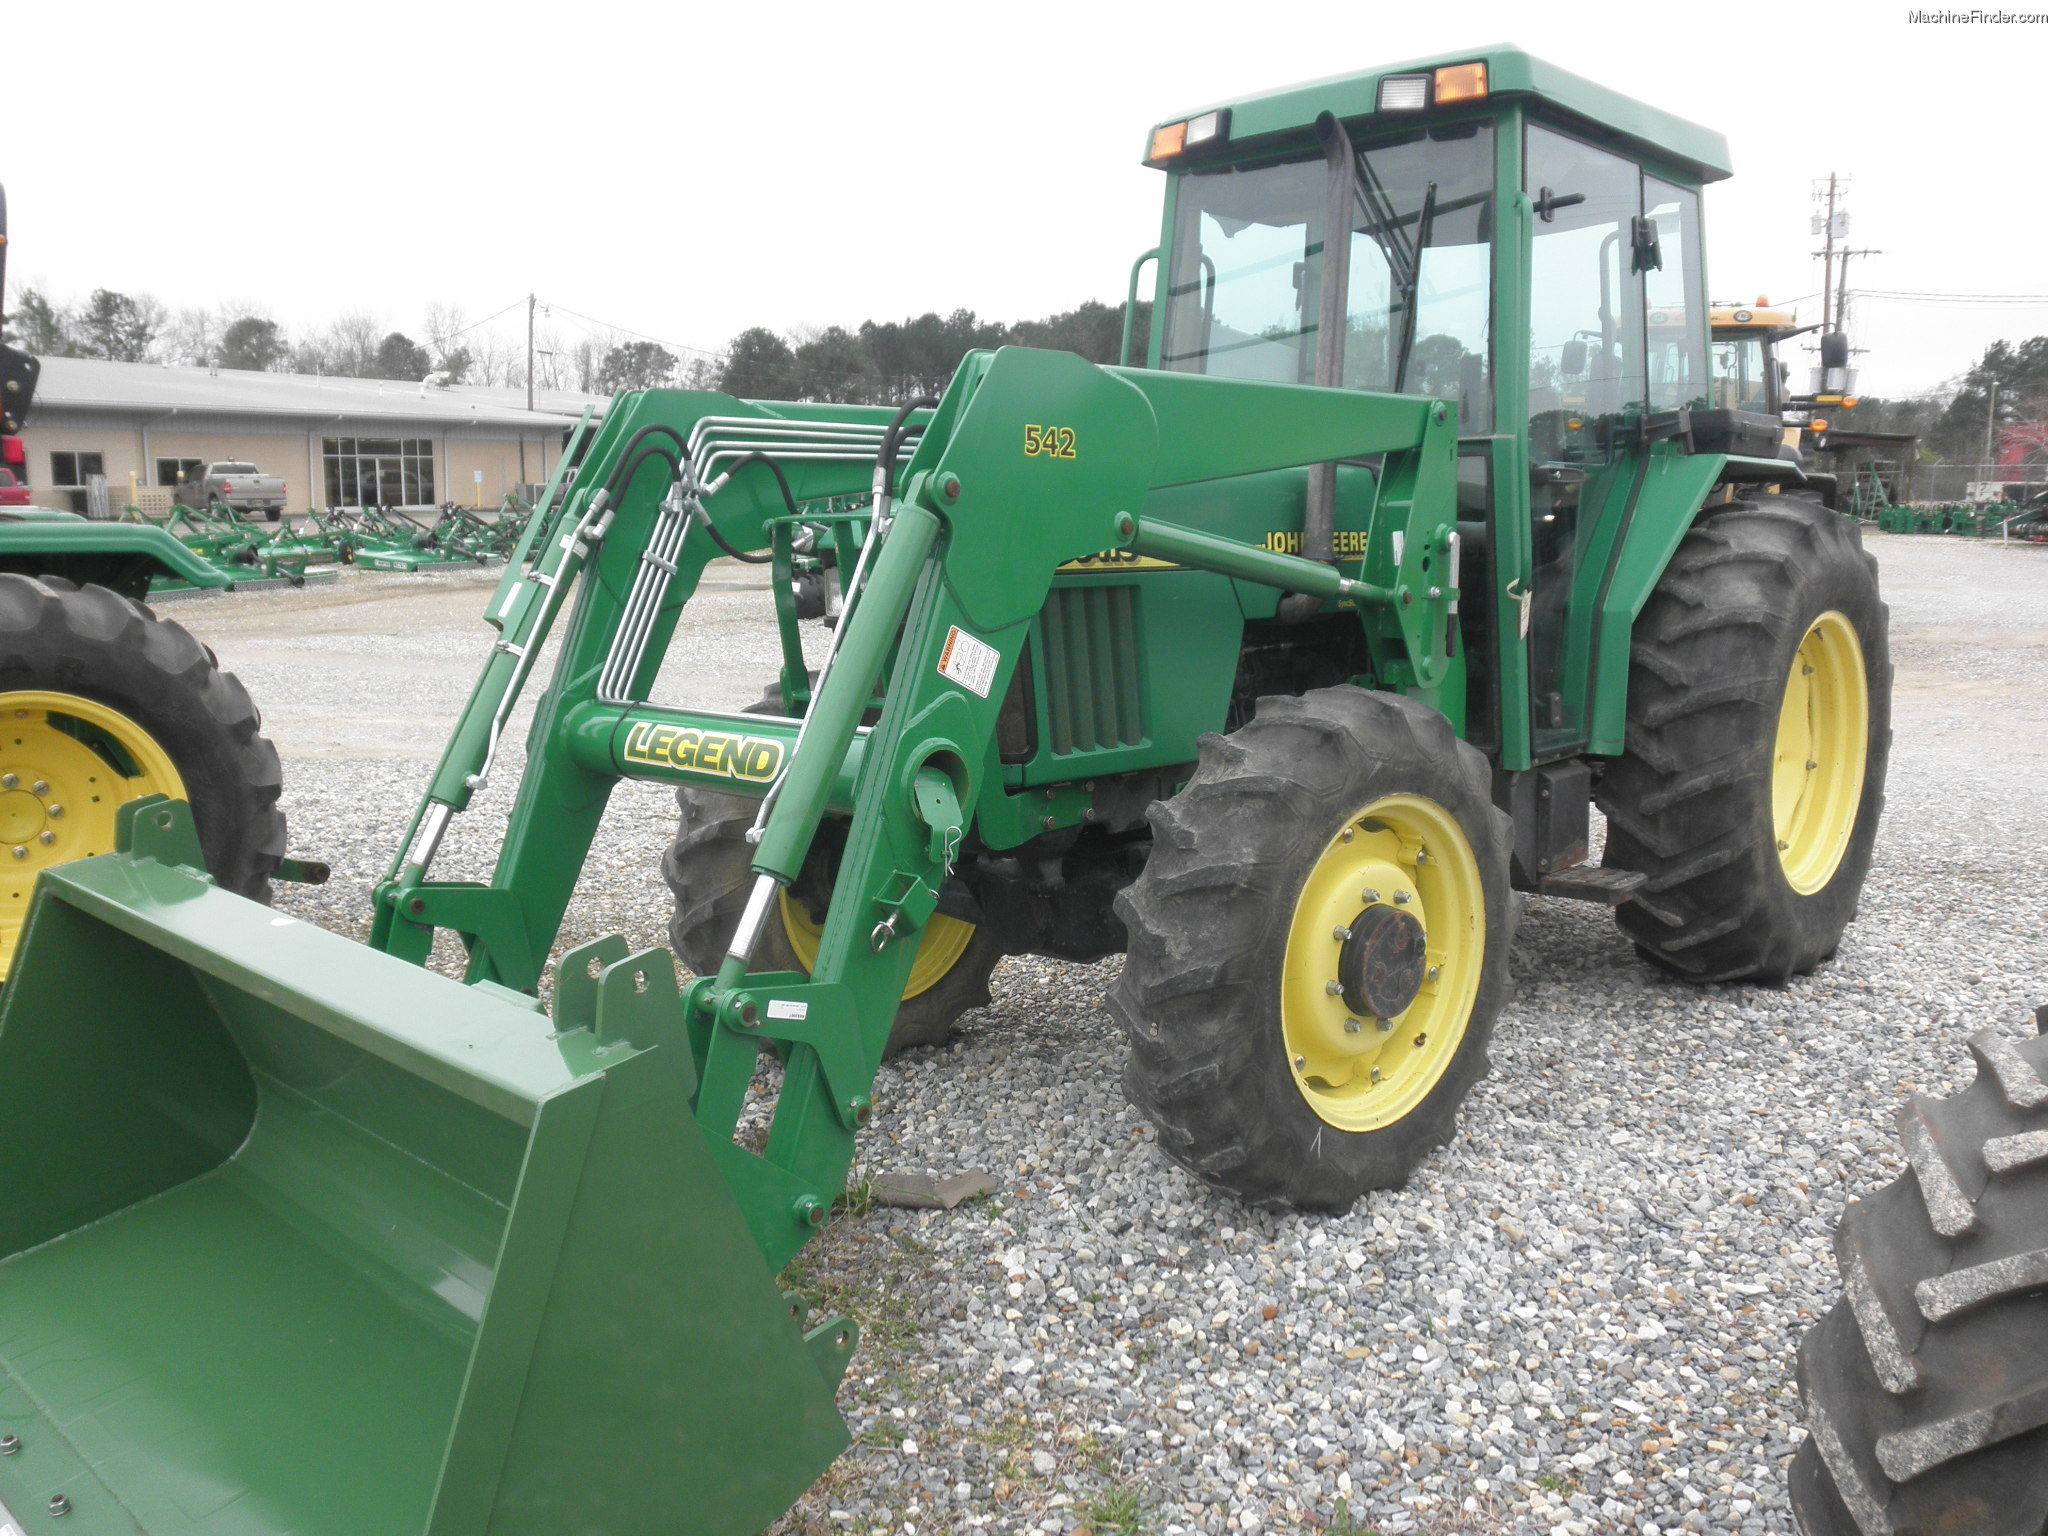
[697,453,792,564]
[877,396,938,500]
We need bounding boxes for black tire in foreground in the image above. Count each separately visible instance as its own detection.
[662,690,1003,1057]
[0,574,284,969]
[1598,498,1891,983]
[1792,1008,2048,1535]
[1112,686,1514,1213]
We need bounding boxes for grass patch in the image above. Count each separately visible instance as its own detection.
[1079,1484,1152,1535]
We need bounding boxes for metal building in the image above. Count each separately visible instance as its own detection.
[15,357,602,514]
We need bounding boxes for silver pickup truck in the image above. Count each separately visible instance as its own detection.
[177,461,288,520]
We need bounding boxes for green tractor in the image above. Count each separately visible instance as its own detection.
[0,185,285,979]
[0,49,1886,1534]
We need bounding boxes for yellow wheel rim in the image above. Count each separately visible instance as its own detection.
[1280,793,1486,1133]
[0,691,188,980]
[1772,610,1869,896]
[779,892,976,1001]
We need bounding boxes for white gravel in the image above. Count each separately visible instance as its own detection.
[181,532,2047,1536]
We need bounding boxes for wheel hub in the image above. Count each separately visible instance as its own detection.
[0,788,44,845]
[1337,904,1427,1019]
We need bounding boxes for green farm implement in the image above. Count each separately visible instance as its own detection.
[0,50,1893,1533]
[321,499,532,571]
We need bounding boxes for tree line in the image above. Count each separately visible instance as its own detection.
[0,285,1153,407]
[1851,335,2048,466]
[10,276,2031,467]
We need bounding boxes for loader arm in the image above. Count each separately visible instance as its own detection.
[372,346,1459,1270]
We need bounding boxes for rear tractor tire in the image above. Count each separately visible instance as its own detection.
[0,574,285,977]
[1112,686,1514,1213]
[1598,499,1890,982]
[1792,1008,2048,1535]
[663,688,1003,1057]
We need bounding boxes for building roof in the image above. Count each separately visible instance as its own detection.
[1152,45,1734,183]
[32,356,606,429]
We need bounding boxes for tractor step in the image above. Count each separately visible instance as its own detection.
[1536,865,1646,905]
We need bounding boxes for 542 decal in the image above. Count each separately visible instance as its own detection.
[1023,424,1078,459]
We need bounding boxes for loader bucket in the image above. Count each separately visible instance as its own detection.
[0,801,853,1536]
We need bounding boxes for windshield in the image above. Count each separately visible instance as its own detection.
[1710,333,1774,414]
[1161,122,1494,432]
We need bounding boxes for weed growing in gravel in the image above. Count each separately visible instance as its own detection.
[1078,1484,1153,1535]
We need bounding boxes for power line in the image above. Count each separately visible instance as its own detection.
[1855,289,2048,305]
[534,299,722,360]
[446,297,528,339]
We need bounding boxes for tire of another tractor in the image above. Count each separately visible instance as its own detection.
[1790,1009,2048,1536]
[1596,498,1891,983]
[662,687,1004,1057]
[1112,686,1514,1213]
[0,573,285,975]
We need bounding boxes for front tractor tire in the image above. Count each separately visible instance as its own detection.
[1791,1010,2048,1535]
[1598,499,1891,983]
[1112,687,1513,1213]
[662,689,1003,1056]
[0,574,284,976]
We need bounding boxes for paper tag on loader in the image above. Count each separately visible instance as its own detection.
[937,626,1000,698]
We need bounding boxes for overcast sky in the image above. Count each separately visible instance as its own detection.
[13,1,2044,397]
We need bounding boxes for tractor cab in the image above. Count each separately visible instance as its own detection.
[1710,300,1801,416]
[1138,48,1790,768]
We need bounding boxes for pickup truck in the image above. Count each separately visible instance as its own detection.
[177,461,288,520]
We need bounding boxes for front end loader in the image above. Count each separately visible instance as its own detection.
[0,47,1889,1532]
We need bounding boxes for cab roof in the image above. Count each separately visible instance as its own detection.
[1149,44,1733,184]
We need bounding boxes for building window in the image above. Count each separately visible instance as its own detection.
[157,458,205,487]
[321,437,436,507]
[51,451,105,487]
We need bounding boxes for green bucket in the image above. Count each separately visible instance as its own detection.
[0,802,852,1535]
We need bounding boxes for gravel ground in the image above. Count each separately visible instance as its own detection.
[179,530,2048,1536]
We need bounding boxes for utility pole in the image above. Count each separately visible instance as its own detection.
[526,293,536,412]
[1815,173,1841,334]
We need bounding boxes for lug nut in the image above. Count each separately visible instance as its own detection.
[1806,761,1818,771]
[1361,887,1381,903]
[1344,1018,1363,1034]
[1414,1033,1428,1048]
[46,805,60,819]
[48,1495,70,1516]
[1332,926,1352,941]
[1376,1018,1393,1032]
[0,1433,18,1454]
[1393,890,1412,905]
[1325,980,1344,996]
[0,774,15,789]
[38,831,54,846]
[1415,849,1430,866]
[1427,966,1442,983]
[10,846,25,861]
[1339,828,1354,843]
[1370,1067,1382,1083]
[30,781,47,796]
[1293,1055,1308,1072]
[1777,839,1791,850]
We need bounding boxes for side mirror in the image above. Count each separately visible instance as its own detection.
[1560,338,1588,376]
[1630,214,1664,274]
[1820,332,1850,368]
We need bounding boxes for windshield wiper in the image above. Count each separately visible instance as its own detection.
[1391,180,1438,395]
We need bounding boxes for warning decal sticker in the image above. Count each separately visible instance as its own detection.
[937,625,1001,698]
